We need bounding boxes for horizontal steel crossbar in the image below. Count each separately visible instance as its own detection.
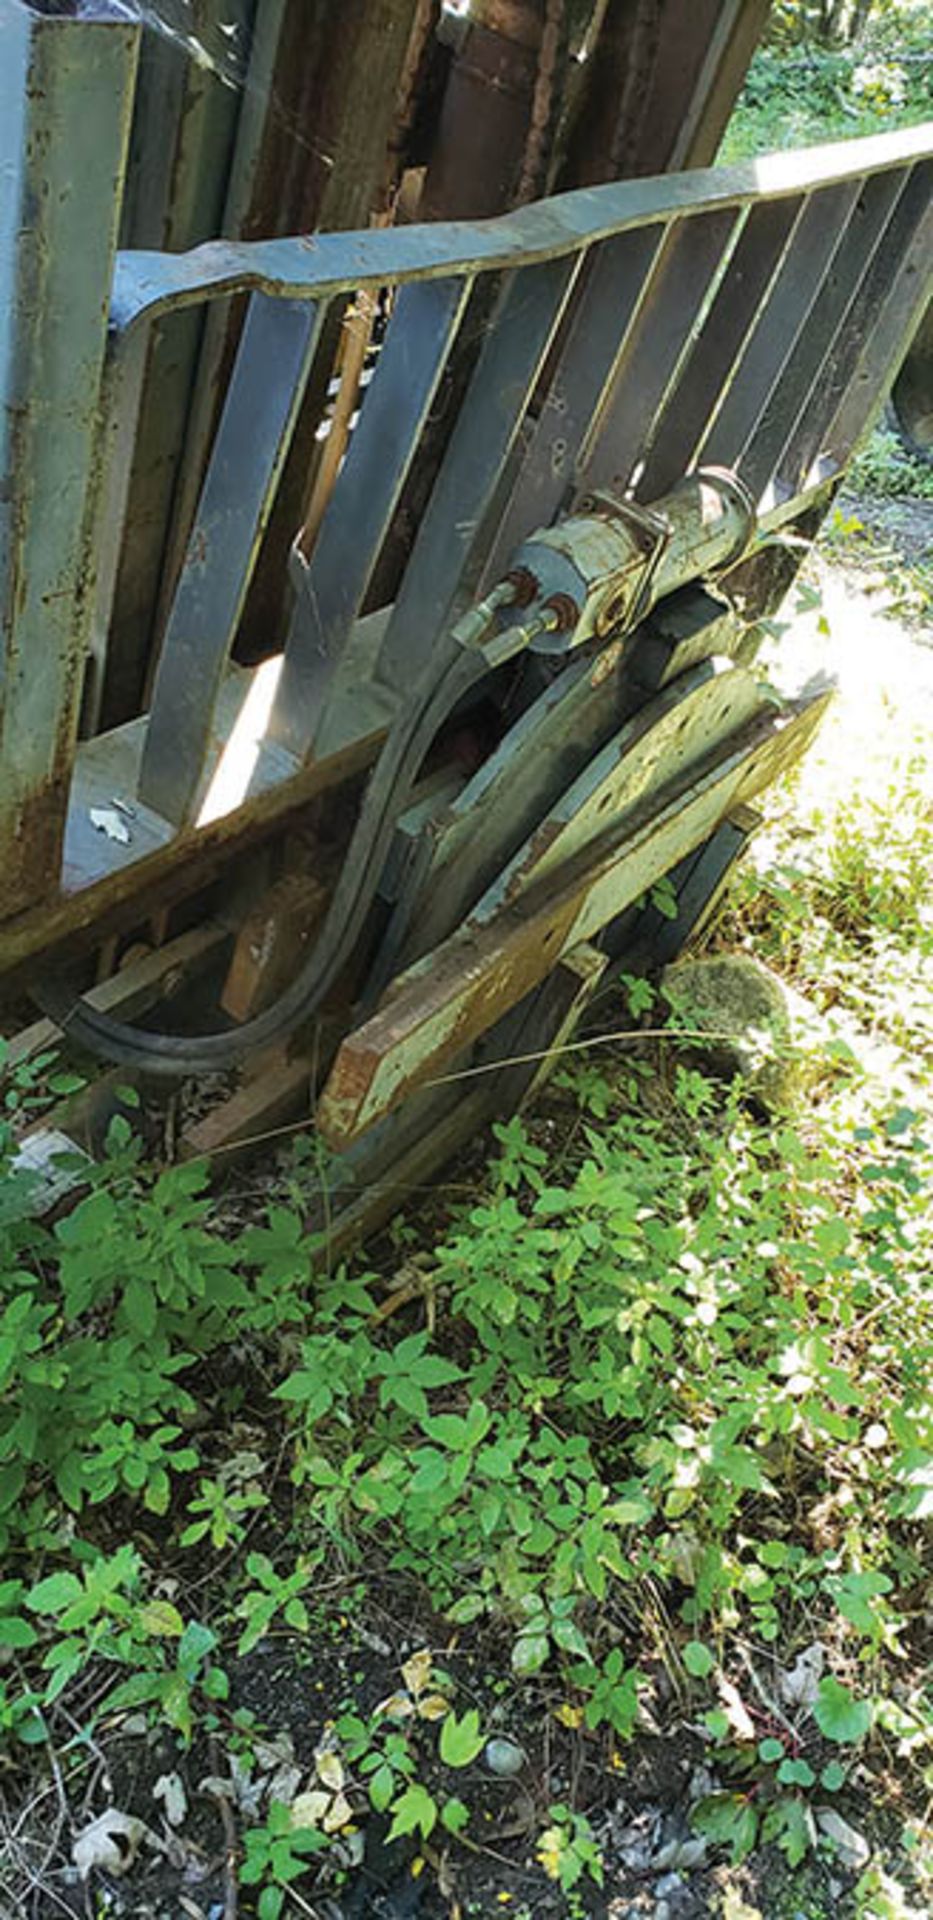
[112,125,933,329]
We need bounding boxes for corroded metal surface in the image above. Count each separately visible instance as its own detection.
[0,3,139,918]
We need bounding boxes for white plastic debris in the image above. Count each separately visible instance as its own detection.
[89,806,132,845]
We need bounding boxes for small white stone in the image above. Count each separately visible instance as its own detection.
[484,1737,527,1776]
[816,1808,870,1868]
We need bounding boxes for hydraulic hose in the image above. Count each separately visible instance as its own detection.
[32,640,498,1078]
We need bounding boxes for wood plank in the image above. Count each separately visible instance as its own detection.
[317,685,832,1147]
[3,921,229,1070]
[483,661,768,901]
[180,1048,315,1163]
[220,874,328,1021]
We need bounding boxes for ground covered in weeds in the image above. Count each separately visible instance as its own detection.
[0,465,931,1920]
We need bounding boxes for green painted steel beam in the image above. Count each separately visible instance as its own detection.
[0,2,140,919]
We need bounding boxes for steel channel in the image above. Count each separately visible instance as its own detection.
[697,179,864,473]
[783,159,933,492]
[580,208,747,496]
[741,166,908,498]
[374,255,582,692]
[138,293,326,827]
[0,2,140,921]
[268,275,473,760]
[79,327,152,738]
[636,194,803,499]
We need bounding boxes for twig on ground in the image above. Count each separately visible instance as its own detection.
[205,1741,238,1920]
[736,1643,803,1746]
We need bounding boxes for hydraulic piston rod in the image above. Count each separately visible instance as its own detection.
[495,467,756,655]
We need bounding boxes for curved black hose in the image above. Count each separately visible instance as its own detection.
[33,644,491,1078]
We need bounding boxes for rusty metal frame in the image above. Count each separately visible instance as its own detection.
[1,111,931,973]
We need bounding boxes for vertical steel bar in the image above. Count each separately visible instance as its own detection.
[97,0,254,731]
[138,294,325,826]
[783,160,933,492]
[479,224,669,586]
[374,254,582,691]
[741,167,907,497]
[150,0,291,640]
[636,194,803,500]
[579,208,746,497]
[269,275,472,760]
[823,190,933,470]
[0,2,140,921]
[698,179,863,473]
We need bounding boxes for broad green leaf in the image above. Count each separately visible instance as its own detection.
[27,1573,82,1615]
[0,1614,36,1649]
[439,1708,485,1768]
[369,1764,395,1813]
[692,1793,759,1862]
[777,1756,815,1787]
[441,1796,470,1834]
[137,1599,184,1638]
[387,1783,437,1841]
[812,1676,872,1745]
[512,1631,549,1675]
[447,1593,485,1625]
[761,1796,814,1867]
[683,1641,714,1678]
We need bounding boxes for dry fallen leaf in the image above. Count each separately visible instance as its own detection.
[778,1642,826,1710]
[153,1771,187,1827]
[716,1675,756,1743]
[289,1790,332,1830]
[323,1789,353,1833]
[315,1749,345,1792]
[401,1648,433,1697]
[375,1691,416,1720]
[254,1730,295,1773]
[416,1692,450,1722]
[266,1761,302,1805]
[72,1810,147,1879]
